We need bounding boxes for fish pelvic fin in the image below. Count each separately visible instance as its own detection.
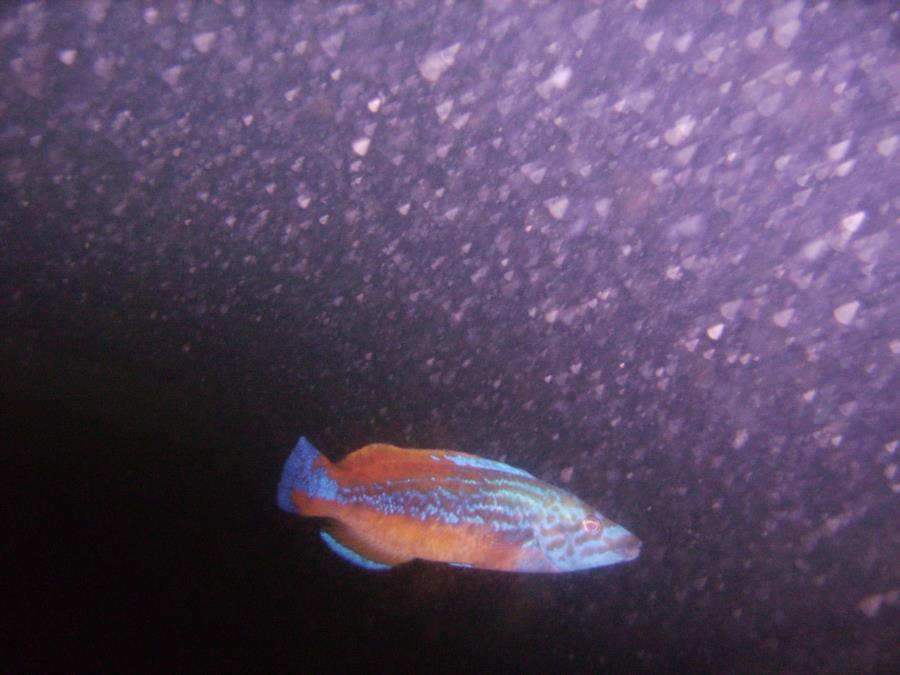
[277,436,337,513]
[321,523,412,571]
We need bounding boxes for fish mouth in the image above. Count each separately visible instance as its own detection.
[606,531,641,561]
[617,532,642,560]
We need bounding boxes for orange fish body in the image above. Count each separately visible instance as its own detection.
[277,437,640,573]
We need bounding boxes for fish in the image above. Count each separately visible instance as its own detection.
[277,436,641,573]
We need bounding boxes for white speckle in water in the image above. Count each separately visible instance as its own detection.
[756,92,783,117]
[319,31,345,58]
[545,196,569,220]
[162,65,183,87]
[745,28,766,50]
[58,49,77,66]
[521,162,546,184]
[544,309,559,324]
[560,466,574,483]
[827,139,851,162]
[242,114,254,127]
[664,115,696,146]
[352,137,371,156]
[833,301,860,325]
[833,160,855,177]
[707,323,724,340]
[368,96,382,113]
[876,135,897,157]
[668,214,705,238]
[452,113,470,130]
[573,10,600,41]
[470,265,488,284]
[858,594,883,618]
[536,66,573,99]
[435,99,453,122]
[840,211,865,239]
[720,300,741,321]
[839,401,858,417]
[802,238,826,261]
[802,389,816,402]
[704,45,724,63]
[594,198,611,218]
[418,43,461,83]
[773,19,800,48]
[733,429,749,450]
[890,340,900,355]
[772,309,794,328]
[774,154,792,171]
[675,144,697,166]
[793,189,813,207]
[673,32,693,53]
[771,1,803,49]
[644,31,663,53]
[397,203,410,216]
[193,31,216,54]
[296,196,311,209]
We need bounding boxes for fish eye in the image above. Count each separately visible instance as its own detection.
[582,518,601,533]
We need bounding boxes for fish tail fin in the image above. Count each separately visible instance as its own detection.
[277,436,331,513]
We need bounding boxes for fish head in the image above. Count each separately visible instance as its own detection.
[536,498,641,572]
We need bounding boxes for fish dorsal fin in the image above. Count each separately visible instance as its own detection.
[337,443,417,469]
[339,443,537,480]
[321,523,413,571]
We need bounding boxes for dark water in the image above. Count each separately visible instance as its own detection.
[3,1,899,672]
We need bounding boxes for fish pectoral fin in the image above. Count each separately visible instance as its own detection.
[320,524,412,571]
[497,525,539,548]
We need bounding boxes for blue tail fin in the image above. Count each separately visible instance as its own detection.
[277,436,327,513]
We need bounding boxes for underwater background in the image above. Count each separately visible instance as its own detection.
[2,1,898,672]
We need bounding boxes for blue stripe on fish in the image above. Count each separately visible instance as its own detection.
[435,452,537,480]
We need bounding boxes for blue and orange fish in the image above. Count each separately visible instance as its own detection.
[277,437,641,573]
